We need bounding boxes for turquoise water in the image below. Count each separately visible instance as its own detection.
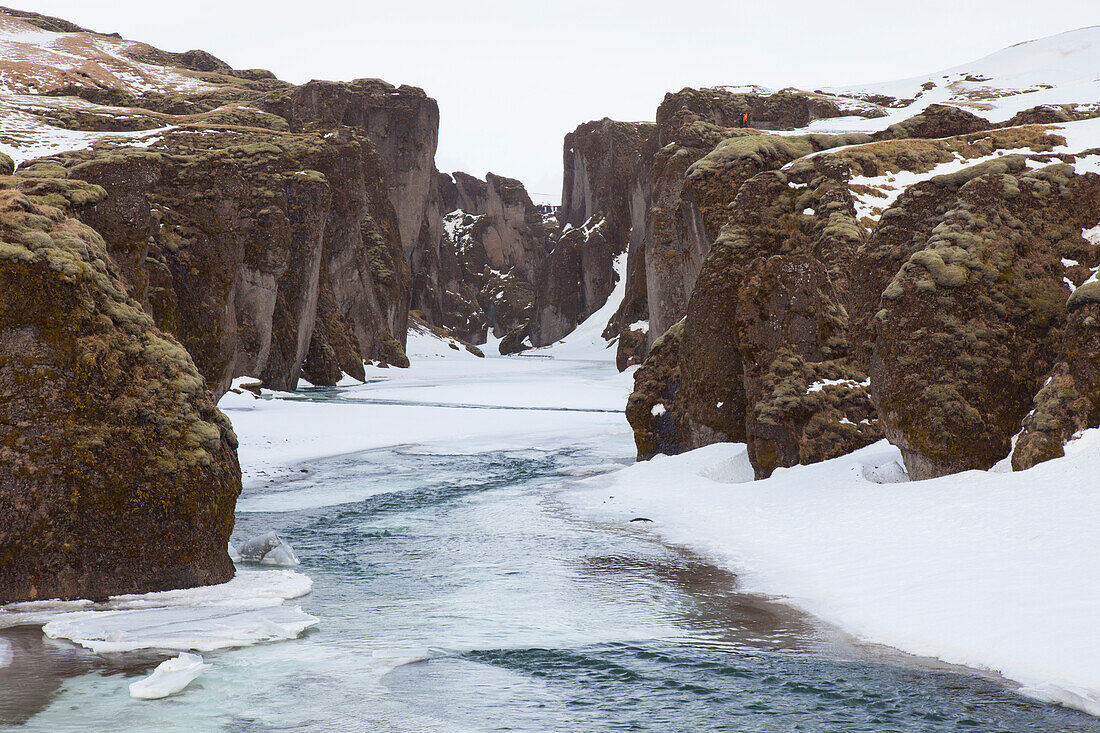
[2,399,1098,731]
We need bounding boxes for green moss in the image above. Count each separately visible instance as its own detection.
[687,133,871,180]
[1068,281,1100,309]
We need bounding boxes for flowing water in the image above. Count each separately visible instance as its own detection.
[2,385,1098,732]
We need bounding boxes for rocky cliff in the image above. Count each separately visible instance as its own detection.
[0,175,240,602]
[604,87,885,370]
[0,7,441,599]
[421,171,551,350]
[0,13,432,393]
[535,119,656,349]
[624,106,1100,479]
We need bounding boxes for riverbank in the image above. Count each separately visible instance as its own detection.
[560,435,1100,717]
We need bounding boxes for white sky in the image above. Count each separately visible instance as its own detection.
[24,0,1100,203]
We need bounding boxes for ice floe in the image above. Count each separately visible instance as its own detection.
[234,532,301,567]
[128,652,210,699]
[0,569,316,654]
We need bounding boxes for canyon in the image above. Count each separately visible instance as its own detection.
[1,5,1099,604]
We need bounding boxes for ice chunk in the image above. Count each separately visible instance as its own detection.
[43,604,319,653]
[129,652,210,699]
[227,542,241,562]
[0,638,12,668]
[234,532,301,567]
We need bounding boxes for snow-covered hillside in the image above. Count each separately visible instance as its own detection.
[0,12,213,96]
[815,25,1100,130]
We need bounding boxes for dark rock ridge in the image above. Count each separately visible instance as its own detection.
[623,111,1100,479]
[0,177,240,602]
[870,163,1100,478]
[420,171,551,350]
[536,119,656,349]
[606,87,884,369]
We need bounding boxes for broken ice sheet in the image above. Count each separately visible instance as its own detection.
[128,652,210,699]
[0,569,317,654]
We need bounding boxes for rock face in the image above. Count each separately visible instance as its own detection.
[424,171,551,350]
[628,153,880,475]
[611,87,881,369]
[0,178,240,602]
[532,119,656,347]
[870,164,1100,478]
[35,123,410,395]
[624,112,1095,478]
[625,320,687,460]
[1013,285,1100,469]
[259,79,440,269]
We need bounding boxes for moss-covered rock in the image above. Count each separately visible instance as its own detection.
[870,165,1100,478]
[0,181,240,602]
[626,320,688,460]
[1012,295,1100,470]
[874,104,993,140]
[38,124,411,392]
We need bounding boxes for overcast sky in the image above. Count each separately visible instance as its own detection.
[26,0,1100,203]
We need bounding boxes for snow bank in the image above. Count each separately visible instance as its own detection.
[826,26,1100,125]
[128,653,210,699]
[0,569,316,654]
[563,432,1100,716]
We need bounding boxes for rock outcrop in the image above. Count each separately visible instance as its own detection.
[873,104,992,141]
[628,153,880,474]
[1012,284,1100,469]
[534,119,656,348]
[31,122,410,395]
[0,177,240,602]
[612,87,882,369]
[626,319,687,460]
[259,79,440,271]
[870,164,1100,478]
[624,121,1083,478]
[423,171,551,350]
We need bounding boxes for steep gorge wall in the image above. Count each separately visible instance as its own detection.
[0,176,240,602]
[531,119,656,348]
[34,121,411,395]
[624,115,1100,480]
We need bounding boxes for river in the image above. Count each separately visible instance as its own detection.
[2,346,1098,732]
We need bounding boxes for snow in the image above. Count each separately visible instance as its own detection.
[128,653,210,699]
[1084,223,1100,246]
[219,267,633,491]
[825,26,1100,125]
[0,95,175,167]
[562,433,1100,717]
[0,568,316,653]
[0,14,215,97]
[806,377,869,394]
